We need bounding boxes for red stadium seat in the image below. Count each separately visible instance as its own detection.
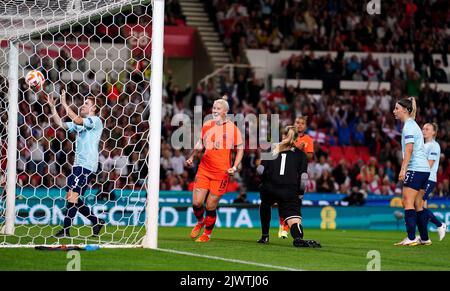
[342,146,358,165]
[357,146,371,163]
[329,146,344,165]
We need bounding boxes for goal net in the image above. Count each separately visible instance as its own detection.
[0,0,164,248]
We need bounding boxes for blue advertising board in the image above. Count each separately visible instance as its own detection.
[2,188,450,231]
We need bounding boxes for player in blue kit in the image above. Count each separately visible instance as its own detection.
[421,123,447,243]
[393,97,430,246]
[47,90,105,238]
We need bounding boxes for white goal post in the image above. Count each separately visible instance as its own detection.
[0,0,164,249]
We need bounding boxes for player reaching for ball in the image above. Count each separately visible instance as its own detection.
[47,90,105,238]
[185,96,244,243]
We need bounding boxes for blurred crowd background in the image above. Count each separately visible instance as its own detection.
[0,0,449,199]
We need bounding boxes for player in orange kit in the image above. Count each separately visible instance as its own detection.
[294,116,314,161]
[185,96,244,242]
[278,116,314,238]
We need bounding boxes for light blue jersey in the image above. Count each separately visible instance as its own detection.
[424,140,441,182]
[401,118,430,172]
[65,116,103,172]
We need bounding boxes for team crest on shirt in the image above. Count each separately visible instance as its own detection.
[211,133,232,149]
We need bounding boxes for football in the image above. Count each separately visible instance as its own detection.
[25,70,45,90]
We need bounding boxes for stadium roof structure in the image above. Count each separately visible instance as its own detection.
[0,0,149,41]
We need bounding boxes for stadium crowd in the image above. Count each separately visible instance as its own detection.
[205,0,448,61]
[0,0,449,200]
[165,76,450,197]
[160,0,450,197]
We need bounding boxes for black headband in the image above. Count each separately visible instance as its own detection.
[397,99,412,113]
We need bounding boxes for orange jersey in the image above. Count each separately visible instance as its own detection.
[198,119,243,178]
[294,134,314,154]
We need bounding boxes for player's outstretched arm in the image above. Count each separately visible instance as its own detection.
[60,89,84,125]
[47,93,67,129]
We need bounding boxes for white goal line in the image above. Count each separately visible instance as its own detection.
[155,248,304,271]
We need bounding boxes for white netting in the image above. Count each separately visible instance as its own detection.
[0,47,9,226]
[0,1,135,39]
[0,0,157,247]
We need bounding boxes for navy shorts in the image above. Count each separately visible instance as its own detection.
[403,171,430,191]
[422,181,437,201]
[66,166,93,196]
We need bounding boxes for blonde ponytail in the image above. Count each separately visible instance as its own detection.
[397,97,417,120]
[432,122,438,138]
[409,97,417,119]
[273,126,298,155]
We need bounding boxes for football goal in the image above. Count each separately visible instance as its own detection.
[0,0,164,249]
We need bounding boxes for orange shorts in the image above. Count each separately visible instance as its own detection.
[194,169,229,196]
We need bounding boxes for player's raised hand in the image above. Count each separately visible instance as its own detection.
[60,89,67,106]
[185,157,193,168]
[47,93,55,107]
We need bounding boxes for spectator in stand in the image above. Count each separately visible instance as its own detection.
[189,85,209,109]
[385,60,405,82]
[165,0,185,26]
[166,78,192,104]
[405,66,423,97]
[312,156,331,180]
[352,123,366,146]
[316,170,336,193]
[233,189,249,204]
[345,55,361,80]
[430,60,448,83]
[160,149,172,173]
[170,149,186,176]
[361,53,382,81]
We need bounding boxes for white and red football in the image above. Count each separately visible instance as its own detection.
[25,70,45,90]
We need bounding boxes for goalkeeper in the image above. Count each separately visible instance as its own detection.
[256,127,321,248]
[47,90,104,238]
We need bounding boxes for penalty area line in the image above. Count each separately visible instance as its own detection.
[155,247,304,271]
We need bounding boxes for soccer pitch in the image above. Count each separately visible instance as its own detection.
[1,227,450,271]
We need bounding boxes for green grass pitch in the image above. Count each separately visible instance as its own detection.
[1,227,450,271]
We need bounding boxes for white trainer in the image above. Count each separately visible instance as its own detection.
[418,236,432,246]
[437,223,447,241]
[394,237,420,246]
[278,225,288,239]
